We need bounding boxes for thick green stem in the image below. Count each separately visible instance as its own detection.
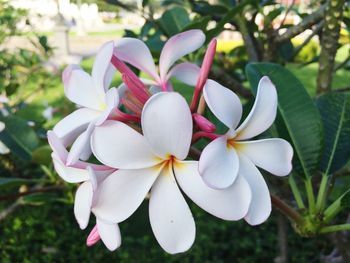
[320,224,350,234]
[316,174,329,211]
[288,175,305,209]
[305,177,316,214]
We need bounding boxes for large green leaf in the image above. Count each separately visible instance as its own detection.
[245,63,323,178]
[316,92,350,174]
[0,115,39,160]
[158,7,190,36]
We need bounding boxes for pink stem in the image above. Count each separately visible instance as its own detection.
[110,108,141,122]
[192,131,221,143]
[121,98,142,116]
[190,39,217,112]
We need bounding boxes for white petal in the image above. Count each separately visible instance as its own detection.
[235,138,293,176]
[92,167,161,223]
[64,68,104,110]
[159,30,205,82]
[149,165,195,254]
[238,154,271,225]
[142,92,192,160]
[53,108,100,146]
[95,87,119,126]
[96,218,121,251]
[203,79,242,129]
[175,161,251,220]
[167,62,200,86]
[199,136,239,189]
[52,153,90,183]
[74,181,93,229]
[92,41,115,96]
[235,76,277,140]
[91,121,159,169]
[66,122,95,165]
[114,38,159,81]
[52,153,114,183]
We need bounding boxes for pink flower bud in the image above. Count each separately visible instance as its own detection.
[86,225,100,247]
[193,113,216,132]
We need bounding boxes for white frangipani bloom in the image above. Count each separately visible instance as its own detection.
[114,30,204,90]
[0,121,9,154]
[53,41,120,165]
[90,92,252,254]
[47,131,121,251]
[200,76,294,225]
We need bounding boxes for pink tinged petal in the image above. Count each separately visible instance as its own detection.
[53,108,101,146]
[175,161,251,220]
[87,225,101,247]
[74,181,93,229]
[166,62,200,86]
[64,69,104,110]
[52,153,90,183]
[159,30,205,82]
[114,38,159,81]
[235,76,277,140]
[235,138,293,176]
[192,113,216,132]
[149,165,195,254]
[199,136,239,189]
[203,80,242,130]
[91,121,159,169]
[92,167,161,223]
[62,64,81,86]
[238,154,271,225]
[92,41,116,96]
[142,92,192,160]
[95,88,120,126]
[96,218,122,251]
[66,122,95,165]
[47,130,68,162]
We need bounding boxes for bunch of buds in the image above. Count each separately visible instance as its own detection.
[48,30,293,254]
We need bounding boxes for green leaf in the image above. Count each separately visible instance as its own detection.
[0,115,39,160]
[316,92,350,174]
[183,16,211,31]
[0,177,37,188]
[158,7,190,36]
[205,0,253,41]
[245,63,323,178]
[22,193,57,206]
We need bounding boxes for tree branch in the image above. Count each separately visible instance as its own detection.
[271,194,304,224]
[274,4,326,44]
[317,0,345,94]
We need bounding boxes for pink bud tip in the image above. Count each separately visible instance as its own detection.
[193,113,216,132]
[86,225,100,247]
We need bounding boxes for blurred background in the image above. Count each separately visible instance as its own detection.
[0,0,349,262]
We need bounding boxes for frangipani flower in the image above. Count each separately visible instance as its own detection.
[114,30,205,90]
[54,41,120,165]
[90,92,251,254]
[200,77,293,225]
[47,131,121,251]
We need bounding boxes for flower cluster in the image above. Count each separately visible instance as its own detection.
[48,29,293,254]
